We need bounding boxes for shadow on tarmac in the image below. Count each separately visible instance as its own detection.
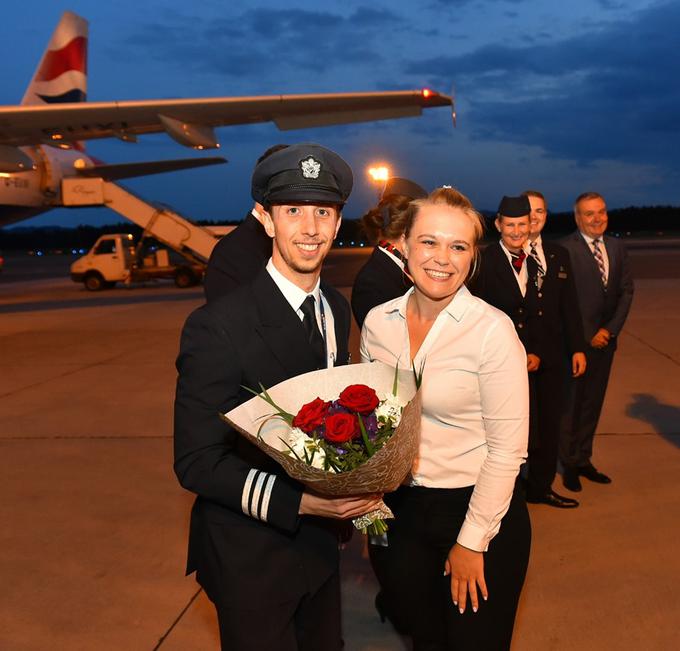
[626,393,680,446]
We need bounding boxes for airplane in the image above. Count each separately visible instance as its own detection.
[0,11,453,227]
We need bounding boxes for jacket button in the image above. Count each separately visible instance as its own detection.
[518,323,524,329]
[538,310,543,316]
[538,292,543,298]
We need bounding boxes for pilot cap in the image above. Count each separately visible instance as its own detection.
[381,177,427,201]
[497,195,531,218]
[251,143,353,206]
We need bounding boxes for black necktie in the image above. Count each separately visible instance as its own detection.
[300,295,326,367]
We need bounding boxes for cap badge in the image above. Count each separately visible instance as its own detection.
[300,156,321,179]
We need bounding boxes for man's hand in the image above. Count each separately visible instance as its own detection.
[299,492,383,519]
[444,543,487,614]
[590,328,611,349]
[572,352,587,377]
[527,354,541,372]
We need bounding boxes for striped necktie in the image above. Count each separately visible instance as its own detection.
[530,242,545,277]
[592,239,607,287]
[509,250,526,275]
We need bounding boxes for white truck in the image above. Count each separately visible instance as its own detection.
[64,177,234,291]
[70,233,206,290]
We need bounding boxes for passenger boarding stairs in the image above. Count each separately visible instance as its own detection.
[60,176,221,264]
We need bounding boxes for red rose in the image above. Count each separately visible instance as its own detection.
[324,413,360,444]
[292,397,330,434]
[338,384,379,415]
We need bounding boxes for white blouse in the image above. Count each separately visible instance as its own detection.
[360,285,529,552]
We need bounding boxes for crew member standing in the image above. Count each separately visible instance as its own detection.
[559,192,634,492]
[203,144,288,302]
[351,177,427,328]
[521,190,586,508]
[174,143,381,650]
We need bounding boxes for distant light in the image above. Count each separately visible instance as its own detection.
[359,242,365,247]
[338,241,344,246]
[73,158,87,169]
[368,166,390,182]
[37,250,43,256]
[51,134,64,140]
[350,241,355,246]
[71,249,77,255]
[422,88,434,98]
[79,248,86,254]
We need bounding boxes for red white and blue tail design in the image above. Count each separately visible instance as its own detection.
[22,11,88,106]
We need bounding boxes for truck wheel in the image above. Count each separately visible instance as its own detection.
[174,268,196,288]
[84,272,106,291]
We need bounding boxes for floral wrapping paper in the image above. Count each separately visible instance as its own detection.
[222,361,421,497]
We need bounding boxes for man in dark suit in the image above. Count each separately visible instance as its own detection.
[559,192,634,492]
[351,177,426,328]
[174,143,381,650]
[521,191,586,509]
[203,144,288,302]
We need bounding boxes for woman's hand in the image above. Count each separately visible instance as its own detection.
[299,492,383,519]
[444,543,487,614]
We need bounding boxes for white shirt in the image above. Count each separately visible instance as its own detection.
[499,240,528,296]
[266,259,337,367]
[579,232,609,283]
[360,285,529,552]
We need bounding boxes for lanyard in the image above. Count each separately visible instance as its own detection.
[318,292,331,367]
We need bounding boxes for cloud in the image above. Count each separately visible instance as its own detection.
[119,6,407,81]
[405,1,680,173]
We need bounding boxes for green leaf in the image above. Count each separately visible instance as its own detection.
[242,383,295,425]
[357,414,375,457]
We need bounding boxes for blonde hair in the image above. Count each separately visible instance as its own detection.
[403,186,485,281]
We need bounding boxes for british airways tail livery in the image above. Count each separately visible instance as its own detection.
[22,11,88,106]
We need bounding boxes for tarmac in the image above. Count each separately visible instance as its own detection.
[1,250,679,650]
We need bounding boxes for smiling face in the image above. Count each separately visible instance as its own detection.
[575,196,608,239]
[402,203,475,304]
[495,214,530,252]
[527,195,547,239]
[262,203,341,290]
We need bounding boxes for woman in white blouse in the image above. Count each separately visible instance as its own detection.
[360,187,531,650]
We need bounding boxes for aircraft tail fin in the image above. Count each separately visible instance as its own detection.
[21,11,88,106]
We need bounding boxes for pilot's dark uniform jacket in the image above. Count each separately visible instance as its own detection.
[174,143,353,651]
[524,237,586,500]
[203,209,271,302]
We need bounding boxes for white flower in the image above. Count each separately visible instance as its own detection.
[375,393,405,427]
[286,427,333,472]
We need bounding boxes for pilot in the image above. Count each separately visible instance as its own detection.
[174,143,381,651]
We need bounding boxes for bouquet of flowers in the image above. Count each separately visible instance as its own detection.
[222,361,421,535]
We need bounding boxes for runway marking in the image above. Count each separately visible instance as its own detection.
[152,587,203,651]
[623,329,680,367]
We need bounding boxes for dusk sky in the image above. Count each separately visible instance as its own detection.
[2,0,678,228]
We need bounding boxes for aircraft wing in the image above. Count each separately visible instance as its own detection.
[0,90,452,149]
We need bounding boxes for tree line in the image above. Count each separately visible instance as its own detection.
[1,205,678,252]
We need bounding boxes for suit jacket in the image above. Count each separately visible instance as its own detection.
[174,268,351,606]
[468,242,544,359]
[351,247,412,329]
[531,240,586,369]
[560,232,634,349]
[203,211,272,302]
